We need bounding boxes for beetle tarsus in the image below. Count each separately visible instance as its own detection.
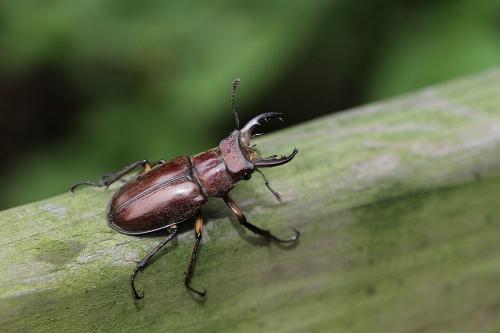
[184,212,206,299]
[223,194,300,245]
[131,272,144,299]
[129,227,178,299]
[248,223,300,244]
[269,228,300,243]
[69,159,168,193]
[185,281,207,298]
[70,181,102,193]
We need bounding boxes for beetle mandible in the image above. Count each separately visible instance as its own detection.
[71,79,299,299]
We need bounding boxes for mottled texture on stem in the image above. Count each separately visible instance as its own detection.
[2,68,500,332]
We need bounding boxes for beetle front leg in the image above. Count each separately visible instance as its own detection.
[70,159,165,192]
[223,194,300,244]
[184,211,207,298]
[131,225,178,299]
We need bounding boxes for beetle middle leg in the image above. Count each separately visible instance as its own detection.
[70,159,165,192]
[223,194,300,243]
[131,225,178,299]
[184,211,207,298]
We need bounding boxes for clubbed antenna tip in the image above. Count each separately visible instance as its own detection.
[255,168,282,202]
[232,78,241,129]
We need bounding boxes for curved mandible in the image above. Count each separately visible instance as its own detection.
[253,148,299,168]
[240,112,283,145]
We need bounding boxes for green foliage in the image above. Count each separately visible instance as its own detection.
[1,0,500,209]
[0,0,334,207]
[366,0,500,99]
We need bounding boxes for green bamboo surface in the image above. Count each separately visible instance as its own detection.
[1,69,500,332]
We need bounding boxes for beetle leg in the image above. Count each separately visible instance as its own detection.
[70,159,165,192]
[184,211,207,298]
[223,194,300,244]
[130,225,178,299]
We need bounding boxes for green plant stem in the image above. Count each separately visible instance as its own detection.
[2,68,500,333]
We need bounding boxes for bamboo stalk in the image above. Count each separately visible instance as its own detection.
[2,69,500,333]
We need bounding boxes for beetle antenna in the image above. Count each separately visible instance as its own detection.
[255,168,282,202]
[232,78,241,129]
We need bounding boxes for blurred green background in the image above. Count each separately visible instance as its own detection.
[0,0,499,209]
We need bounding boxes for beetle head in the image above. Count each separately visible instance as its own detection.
[218,79,298,201]
[219,113,298,180]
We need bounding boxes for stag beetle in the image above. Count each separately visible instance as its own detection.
[71,79,299,299]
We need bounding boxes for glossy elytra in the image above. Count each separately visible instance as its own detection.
[71,79,299,299]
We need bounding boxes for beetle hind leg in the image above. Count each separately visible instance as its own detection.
[70,159,165,192]
[223,194,300,244]
[184,211,207,298]
[131,225,178,299]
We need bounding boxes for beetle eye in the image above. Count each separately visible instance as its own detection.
[243,172,251,180]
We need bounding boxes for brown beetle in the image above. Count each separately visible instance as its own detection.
[71,79,299,299]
